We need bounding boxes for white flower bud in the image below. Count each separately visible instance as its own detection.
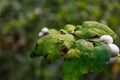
[38,32,44,37]
[41,27,48,34]
[108,44,119,55]
[100,35,113,44]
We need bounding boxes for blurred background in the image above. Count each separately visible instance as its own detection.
[0,0,120,80]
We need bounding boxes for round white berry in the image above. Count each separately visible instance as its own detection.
[108,44,119,55]
[41,27,48,34]
[38,32,44,37]
[100,35,113,44]
[107,57,118,64]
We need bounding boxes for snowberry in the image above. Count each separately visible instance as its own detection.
[107,54,120,64]
[41,27,48,34]
[38,32,44,37]
[100,35,113,44]
[107,57,118,64]
[108,44,119,55]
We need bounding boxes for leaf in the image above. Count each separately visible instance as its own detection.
[74,21,118,41]
[63,56,89,80]
[64,24,76,33]
[63,40,112,80]
[82,21,118,40]
[31,29,75,63]
[89,42,112,72]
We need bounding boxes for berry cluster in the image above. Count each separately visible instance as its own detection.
[100,35,119,55]
[38,27,49,37]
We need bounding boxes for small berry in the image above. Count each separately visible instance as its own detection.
[108,44,119,55]
[107,57,118,64]
[41,27,48,34]
[38,32,44,37]
[100,35,113,44]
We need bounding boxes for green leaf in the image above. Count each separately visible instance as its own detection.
[89,42,112,72]
[63,40,112,80]
[82,21,118,40]
[74,21,118,40]
[32,29,75,63]
[64,24,76,33]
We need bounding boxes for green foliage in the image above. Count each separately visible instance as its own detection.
[63,41,111,80]
[32,21,117,80]
[74,21,118,40]
[64,24,76,33]
[32,29,75,63]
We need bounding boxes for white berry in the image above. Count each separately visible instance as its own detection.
[41,27,48,34]
[107,57,118,64]
[100,35,113,44]
[38,32,44,37]
[108,44,119,55]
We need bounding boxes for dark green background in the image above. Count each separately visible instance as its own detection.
[0,0,120,80]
